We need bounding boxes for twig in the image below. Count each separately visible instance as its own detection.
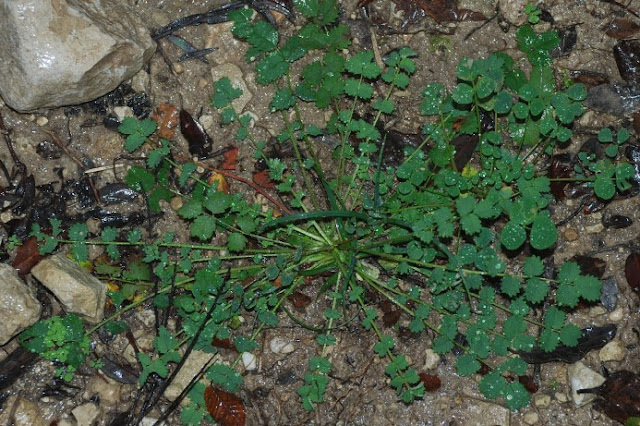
[208,166,293,215]
[598,0,640,19]
[0,112,26,179]
[44,130,102,205]
[84,163,127,174]
[175,153,293,215]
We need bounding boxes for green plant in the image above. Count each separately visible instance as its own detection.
[19,0,636,421]
[19,314,91,381]
[524,3,542,25]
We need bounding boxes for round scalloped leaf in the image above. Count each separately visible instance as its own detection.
[452,83,474,105]
[500,222,526,250]
[503,381,531,411]
[494,91,513,114]
[529,215,557,250]
[456,354,481,376]
[566,82,587,101]
[594,175,615,199]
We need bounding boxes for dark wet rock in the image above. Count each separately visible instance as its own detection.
[614,40,640,85]
[602,214,633,229]
[276,369,297,385]
[625,252,640,298]
[0,0,155,111]
[551,26,577,57]
[601,277,619,311]
[98,183,139,205]
[584,84,640,117]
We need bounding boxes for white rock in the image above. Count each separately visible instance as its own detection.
[533,393,551,408]
[568,362,606,406]
[113,106,134,121]
[449,399,510,426]
[0,264,41,345]
[424,348,440,370]
[599,340,627,362]
[71,403,101,426]
[555,392,569,403]
[242,352,258,371]
[0,395,46,426]
[269,337,294,354]
[0,0,155,112]
[210,63,253,112]
[608,307,624,322]
[31,254,106,323]
[523,411,539,424]
[163,350,216,401]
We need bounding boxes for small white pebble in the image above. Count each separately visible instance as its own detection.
[269,337,294,354]
[534,394,551,408]
[172,63,184,74]
[113,106,134,121]
[599,340,627,362]
[242,352,257,370]
[608,307,624,322]
[524,411,539,424]
[585,223,605,234]
[424,348,440,370]
[36,116,48,126]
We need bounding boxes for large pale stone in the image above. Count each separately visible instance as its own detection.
[0,264,41,345]
[164,350,217,401]
[31,254,106,323]
[568,361,606,406]
[0,0,155,112]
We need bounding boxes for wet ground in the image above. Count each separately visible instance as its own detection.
[1,0,640,425]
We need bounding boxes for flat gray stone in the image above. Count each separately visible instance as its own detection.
[0,0,155,112]
[31,254,106,323]
[0,264,41,345]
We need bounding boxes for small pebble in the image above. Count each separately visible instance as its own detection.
[242,352,257,371]
[564,228,579,241]
[113,106,134,121]
[269,337,294,354]
[170,196,183,211]
[523,411,539,425]
[555,392,569,403]
[534,394,551,408]
[599,340,627,362]
[424,348,440,370]
[172,63,184,74]
[36,116,48,126]
[589,306,607,318]
[609,307,624,322]
[585,223,605,233]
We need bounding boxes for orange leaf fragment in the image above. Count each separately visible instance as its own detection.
[208,172,230,193]
[151,103,180,140]
[204,386,246,426]
[220,146,239,170]
[252,170,276,190]
[12,236,43,275]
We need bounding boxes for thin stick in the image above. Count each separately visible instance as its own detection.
[44,130,102,205]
